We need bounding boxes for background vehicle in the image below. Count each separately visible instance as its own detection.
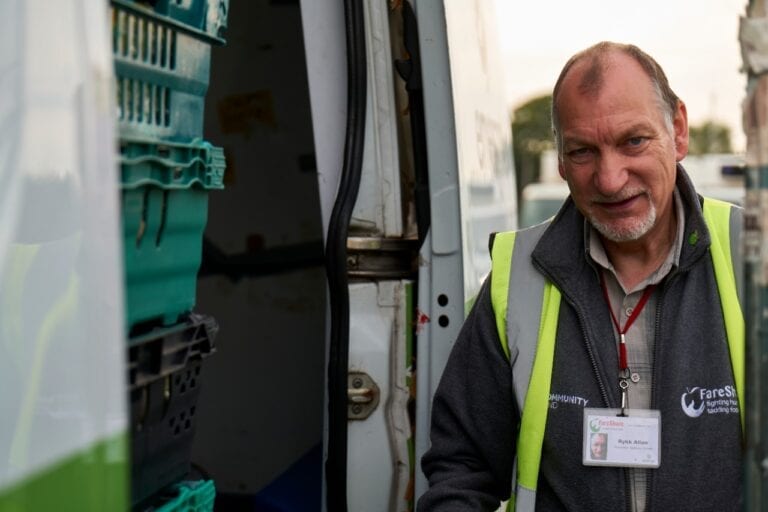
[520,181,570,228]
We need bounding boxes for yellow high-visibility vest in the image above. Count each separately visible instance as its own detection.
[490,197,743,511]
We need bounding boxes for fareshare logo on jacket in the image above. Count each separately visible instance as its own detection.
[680,385,738,417]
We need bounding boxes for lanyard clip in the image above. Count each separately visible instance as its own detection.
[619,378,630,416]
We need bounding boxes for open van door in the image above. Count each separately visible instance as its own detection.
[303,1,515,509]
[0,1,127,508]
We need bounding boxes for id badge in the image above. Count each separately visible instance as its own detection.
[582,408,661,468]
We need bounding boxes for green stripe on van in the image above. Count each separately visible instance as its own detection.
[0,432,128,511]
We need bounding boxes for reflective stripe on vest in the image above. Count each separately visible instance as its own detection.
[702,198,745,428]
[490,198,743,512]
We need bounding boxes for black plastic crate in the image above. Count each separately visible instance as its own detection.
[130,313,218,506]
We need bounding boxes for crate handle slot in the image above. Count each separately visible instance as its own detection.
[155,189,169,247]
[136,188,150,248]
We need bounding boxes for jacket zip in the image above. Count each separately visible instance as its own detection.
[578,297,633,512]
[574,300,611,407]
[544,271,631,511]
[645,270,679,512]
[575,294,635,512]
[534,258,648,512]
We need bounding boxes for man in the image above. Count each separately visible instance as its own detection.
[418,42,743,511]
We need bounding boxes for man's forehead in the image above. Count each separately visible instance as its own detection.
[562,51,648,97]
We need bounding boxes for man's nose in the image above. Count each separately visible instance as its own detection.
[593,151,628,197]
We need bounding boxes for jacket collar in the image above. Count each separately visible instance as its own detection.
[531,164,711,294]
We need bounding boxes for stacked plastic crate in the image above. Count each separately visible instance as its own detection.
[111,1,228,509]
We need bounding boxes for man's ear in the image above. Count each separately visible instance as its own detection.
[558,159,566,180]
[673,100,689,162]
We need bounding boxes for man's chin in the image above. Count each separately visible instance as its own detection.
[590,216,655,243]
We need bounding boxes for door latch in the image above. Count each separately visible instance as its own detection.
[347,371,380,420]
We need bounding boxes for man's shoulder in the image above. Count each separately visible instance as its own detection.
[488,220,553,256]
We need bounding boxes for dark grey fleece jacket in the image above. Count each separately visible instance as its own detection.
[419,169,743,511]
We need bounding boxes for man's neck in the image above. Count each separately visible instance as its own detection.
[601,208,678,291]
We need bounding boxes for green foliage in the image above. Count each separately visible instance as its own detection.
[512,94,554,199]
[688,121,732,155]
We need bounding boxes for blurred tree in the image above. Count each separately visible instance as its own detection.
[512,94,554,204]
[688,120,732,155]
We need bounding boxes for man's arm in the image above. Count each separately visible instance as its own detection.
[418,278,519,511]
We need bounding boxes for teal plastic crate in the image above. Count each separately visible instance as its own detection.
[155,480,216,512]
[121,138,225,330]
[111,0,228,142]
[113,0,228,43]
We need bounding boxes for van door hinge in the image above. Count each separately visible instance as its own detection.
[347,371,380,420]
[346,237,419,279]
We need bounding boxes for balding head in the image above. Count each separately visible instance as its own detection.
[551,42,680,158]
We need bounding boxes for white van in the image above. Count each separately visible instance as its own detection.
[0,1,516,510]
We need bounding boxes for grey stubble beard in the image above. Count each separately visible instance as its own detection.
[588,194,657,243]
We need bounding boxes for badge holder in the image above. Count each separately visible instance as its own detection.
[583,408,661,468]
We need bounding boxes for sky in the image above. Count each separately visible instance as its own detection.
[490,0,748,151]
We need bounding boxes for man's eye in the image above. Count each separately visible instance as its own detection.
[626,137,646,147]
[567,148,593,162]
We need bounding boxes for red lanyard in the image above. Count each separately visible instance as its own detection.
[599,272,656,375]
